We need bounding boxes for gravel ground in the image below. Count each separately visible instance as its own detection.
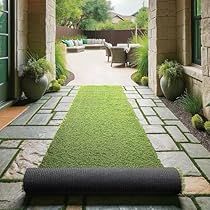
[161,97,210,151]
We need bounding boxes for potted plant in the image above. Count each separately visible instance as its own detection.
[21,56,53,101]
[158,60,185,101]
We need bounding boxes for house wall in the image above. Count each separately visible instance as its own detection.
[26,0,56,80]
[202,0,210,117]
[148,0,210,119]
[148,0,177,96]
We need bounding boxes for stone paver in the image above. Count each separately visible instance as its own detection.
[0,183,25,209]
[60,96,75,103]
[3,140,52,180]
[53,112,68,120]
[157,152,201,176]
[55,103,71,112]
[147,134,179,151]
[164,120,189,133]
[182,143,210,158]
[133,109,148,125]
[136,88,154,95]
[141,107,156,116]
[137,99,156,107]
[41,97,61,110]
[0,140,22,148]
[0,149,18,176]
[143,125,166,134]
[154,107,177,120]
[165,126,189,142]
[126,93,142,99]
[141,94,159,99]
[128,99,139,109]
[183,177,210,195]
[28,113,53,125]
[48,120,63,126]
[179,197,197,210]
[10,103,43,125]
[0,126,59,139]
[184,133,200,143]
[196,197,210,210]
[146,116,164,125]
[37,109,52,114]
[195,159,210,180]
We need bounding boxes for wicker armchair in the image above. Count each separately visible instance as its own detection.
[104,42,112,62]
[110,47,127,67]
[127,46,139,67]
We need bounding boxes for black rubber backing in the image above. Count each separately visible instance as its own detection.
[23,168,182,195]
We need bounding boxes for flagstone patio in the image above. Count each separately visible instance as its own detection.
[0,85,210,209]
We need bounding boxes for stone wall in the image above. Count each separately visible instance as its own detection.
[28,0,56,80]
[201,0,210,118]
[148,0,177,96]
[15,0,29,97]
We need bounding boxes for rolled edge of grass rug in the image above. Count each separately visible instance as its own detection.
[23,168,182,195]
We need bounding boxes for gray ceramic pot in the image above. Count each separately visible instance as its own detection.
[21,75,48,101]
[160,76,185,101]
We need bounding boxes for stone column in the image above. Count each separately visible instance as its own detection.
[176,0,192,65]
[28,0,56,80]
[201,0,210,119]
[148,0,177,96]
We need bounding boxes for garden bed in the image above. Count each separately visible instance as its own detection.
[161,97,210,151]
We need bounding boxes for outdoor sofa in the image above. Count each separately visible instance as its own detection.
[62,39,105,53]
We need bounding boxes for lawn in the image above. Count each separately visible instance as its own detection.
[41,86,161,168]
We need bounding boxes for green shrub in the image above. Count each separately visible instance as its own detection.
[60,75,67,81]
[132,35,148,79]
[131,71,142,85]
[191,114,204,130]
[204,121,210,135]
[23,56,52,82]
[158,60,184,85]
[179,91,202,115]
[48,80,61,92]
[58,78,65,86]
[55,42,68,79]
[141,76,148,86]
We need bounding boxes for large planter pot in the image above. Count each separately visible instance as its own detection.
[21,75,48,101]
[160,76,185,101]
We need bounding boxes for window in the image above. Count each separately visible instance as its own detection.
[192,0,201,65]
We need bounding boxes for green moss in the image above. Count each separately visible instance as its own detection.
[131,71,142,85]
[41,86,161,168]
[191,114,204,130]
[204,121,210,135]
[141,76,148,86]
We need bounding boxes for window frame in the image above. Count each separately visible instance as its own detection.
[192,0,201,65]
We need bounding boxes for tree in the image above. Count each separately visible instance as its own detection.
[56,0,111,29]
[79,0,111,29]
[56,0,83,28]
[135,7,148,29]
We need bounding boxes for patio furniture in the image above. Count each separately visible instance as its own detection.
[110,47,127,67]
[117,43,129,48]
[104,42,112,62]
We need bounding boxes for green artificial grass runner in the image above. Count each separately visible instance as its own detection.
[42,86,161,168]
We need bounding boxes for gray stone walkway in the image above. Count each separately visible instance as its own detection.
[0,85,210,209]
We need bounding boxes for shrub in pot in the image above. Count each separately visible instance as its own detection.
[158,60,185,101]
[22,57,53,101]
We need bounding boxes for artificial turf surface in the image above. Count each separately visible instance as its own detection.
[41,86,161,168]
